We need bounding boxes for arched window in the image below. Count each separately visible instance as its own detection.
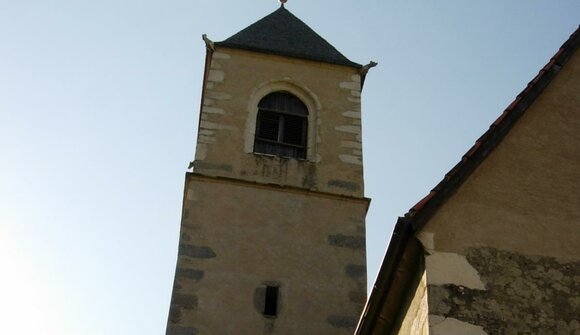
[254,92,308,159]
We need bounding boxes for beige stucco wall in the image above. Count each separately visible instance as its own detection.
[167,174,368,334]
[193,47,365,197]
[417,50,580,333]
[398,271,429,335]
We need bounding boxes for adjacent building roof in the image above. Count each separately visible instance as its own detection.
[355,25,580,335]
[406,25,579,228]
[214,5,361,68]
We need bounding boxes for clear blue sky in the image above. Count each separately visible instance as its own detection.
[0,1,578,334]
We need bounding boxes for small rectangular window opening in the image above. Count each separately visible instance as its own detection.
[264,286,279,317]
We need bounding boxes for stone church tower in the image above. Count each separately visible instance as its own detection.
[167,5,373,334]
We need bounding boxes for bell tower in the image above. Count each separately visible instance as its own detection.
[167,4,374,334]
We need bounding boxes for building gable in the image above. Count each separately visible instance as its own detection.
[356,26,580,335]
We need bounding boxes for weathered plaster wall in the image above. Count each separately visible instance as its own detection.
[167,174,368,335]
[193,47,365,197]
[428,247,580,334]
[417,50,580,333]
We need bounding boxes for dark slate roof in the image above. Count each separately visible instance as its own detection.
[214,6,361,68]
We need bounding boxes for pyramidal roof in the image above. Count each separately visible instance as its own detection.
[214,6,361,68]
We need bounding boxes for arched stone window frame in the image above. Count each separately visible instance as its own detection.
[244,79,321,162]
